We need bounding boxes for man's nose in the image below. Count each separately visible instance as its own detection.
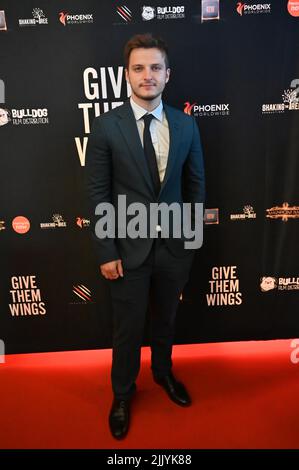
[143,68,153,80]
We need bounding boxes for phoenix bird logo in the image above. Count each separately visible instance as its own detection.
[184,102,196,115]
[59,12,68,26]
[236,2,245,16]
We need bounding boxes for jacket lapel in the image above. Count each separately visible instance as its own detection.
[116,100,155,197]
[116,99,182,199]
[159,103,181,196]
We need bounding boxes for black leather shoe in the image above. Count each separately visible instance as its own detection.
[154,372,192,407]
[109,398,130,440]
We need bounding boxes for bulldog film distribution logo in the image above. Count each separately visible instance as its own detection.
[260,276,299,292]
[0,108,10,126]
[142,6,155,20]
[142,5,185,21]
[0,107,49,126]
[207,266,243,306]
[236,2,271,16]
[262,79,299,114]
[19,8,48,26]
[9,275,46,316]
[59,11,93,26]
[184,100,230,118]
[266,202,299,222]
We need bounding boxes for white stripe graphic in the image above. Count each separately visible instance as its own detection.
[79,284,91,295]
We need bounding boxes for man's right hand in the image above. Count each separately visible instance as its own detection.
[100,259,123,280]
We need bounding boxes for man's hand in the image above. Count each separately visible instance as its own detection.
[100,259,123,280]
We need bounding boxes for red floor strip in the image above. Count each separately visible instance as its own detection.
[0,340,298,449]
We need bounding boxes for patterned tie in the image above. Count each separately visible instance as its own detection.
[142,114,161,197]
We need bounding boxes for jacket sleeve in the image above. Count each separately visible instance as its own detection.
[85,117,120,265]
[182,116,206,224]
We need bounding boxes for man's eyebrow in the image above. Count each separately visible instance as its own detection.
[131,63,163,67]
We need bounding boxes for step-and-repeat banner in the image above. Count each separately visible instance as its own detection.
[1,1,299,354]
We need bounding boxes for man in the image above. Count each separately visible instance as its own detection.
[85,33,205,439]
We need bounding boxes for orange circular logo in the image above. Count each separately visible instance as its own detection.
[12,216,30,234]
[288,0,299,16]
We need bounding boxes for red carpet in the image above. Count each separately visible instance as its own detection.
[0,340,298,449]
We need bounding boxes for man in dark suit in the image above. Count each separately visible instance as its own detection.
[85,33,205,439]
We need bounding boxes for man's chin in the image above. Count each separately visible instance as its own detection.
[134,90,161,101]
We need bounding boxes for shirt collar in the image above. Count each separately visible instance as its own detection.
[130,96,164,122]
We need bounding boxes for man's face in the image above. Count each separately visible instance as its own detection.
[125,47,170,103]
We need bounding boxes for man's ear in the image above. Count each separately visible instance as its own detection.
[166,68,171,83]
[125,68,129,82]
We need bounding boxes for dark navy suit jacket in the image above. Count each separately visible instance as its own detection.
[85,99,205,269]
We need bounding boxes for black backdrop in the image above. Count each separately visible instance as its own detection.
[1,0,299,354]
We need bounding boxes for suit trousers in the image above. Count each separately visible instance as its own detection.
[107,237,195,400]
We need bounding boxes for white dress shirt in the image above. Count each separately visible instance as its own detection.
[130,96,170,183]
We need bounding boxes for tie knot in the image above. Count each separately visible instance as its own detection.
[142,113,154,127]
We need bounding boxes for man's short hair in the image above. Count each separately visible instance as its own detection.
[124,33,169,69]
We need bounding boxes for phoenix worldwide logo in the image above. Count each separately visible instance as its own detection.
[59,12,68,25]
[184,102,196,115]
[236,2,245,15]
[76,217,90,228]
